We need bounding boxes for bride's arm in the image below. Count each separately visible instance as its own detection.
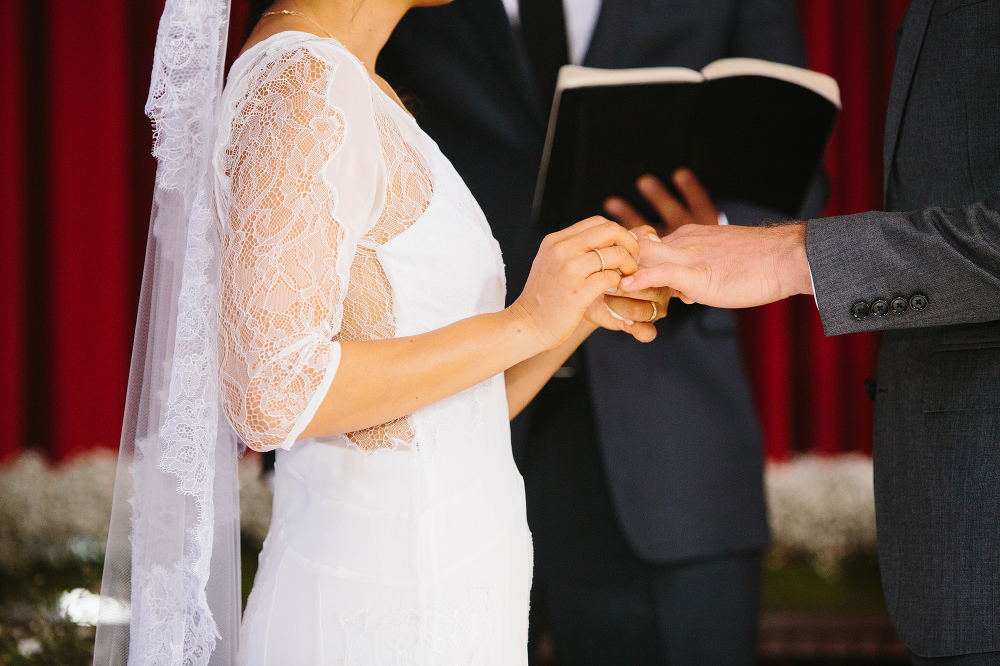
[217,46,649,450]
[503,319,596,420]
[301,307,543,438]
[297,219,638,439]
[502,223,673,420]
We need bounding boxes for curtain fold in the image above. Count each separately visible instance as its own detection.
[1,0,912,462]
[737,0,911,460]
[0,0,27,462]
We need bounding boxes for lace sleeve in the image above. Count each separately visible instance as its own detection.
[214,42,384,452]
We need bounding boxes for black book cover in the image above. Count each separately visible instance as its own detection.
[534,61,840,230]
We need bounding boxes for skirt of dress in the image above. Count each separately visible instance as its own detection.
[239,378,533,666]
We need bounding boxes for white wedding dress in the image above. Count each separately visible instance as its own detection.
[213,33,532,665]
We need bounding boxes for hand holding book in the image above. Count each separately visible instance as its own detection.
[534,58,840,231]
[604,169,722,237]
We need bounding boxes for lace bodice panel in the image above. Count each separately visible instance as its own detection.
[213,38,432,452]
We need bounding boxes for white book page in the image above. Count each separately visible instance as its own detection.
[556,64,704,90]
[701,57,841,108]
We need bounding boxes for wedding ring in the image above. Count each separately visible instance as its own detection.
[644,301,658,323]
[592,248,606,272]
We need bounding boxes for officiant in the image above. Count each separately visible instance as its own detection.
[378,0,826,662]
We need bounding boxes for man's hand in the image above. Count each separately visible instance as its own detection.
[620,223,814,309]
[604,168,720,236]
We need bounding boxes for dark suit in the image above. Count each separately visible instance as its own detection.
[805,0,1000,658]
[379,1,812,661]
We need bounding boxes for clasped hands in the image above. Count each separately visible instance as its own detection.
[606,168,814,313]
[514,167,814,352]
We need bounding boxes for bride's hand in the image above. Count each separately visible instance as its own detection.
[583,224,670,342]
[510,216,639,351]
[585,287,671,342]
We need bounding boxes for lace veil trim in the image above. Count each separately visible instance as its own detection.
[95,0,241,663]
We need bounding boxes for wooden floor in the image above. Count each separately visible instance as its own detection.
[759,609,909,661]
[529,609,909,664]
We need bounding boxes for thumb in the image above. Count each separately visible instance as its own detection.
[621,263,697,294]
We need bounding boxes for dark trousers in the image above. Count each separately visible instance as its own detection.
[522,378,761,665]
[912,655,1000,665]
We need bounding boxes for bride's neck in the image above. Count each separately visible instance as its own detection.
[265,0,412,72]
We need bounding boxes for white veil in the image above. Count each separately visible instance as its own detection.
[93,0,241,663]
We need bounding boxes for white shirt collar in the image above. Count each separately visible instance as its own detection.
[501,0,602,66]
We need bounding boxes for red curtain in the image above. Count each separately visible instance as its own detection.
[738,0,912,460]
[0,0,910,462]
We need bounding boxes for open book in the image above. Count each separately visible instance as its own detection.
[533,58,841,230]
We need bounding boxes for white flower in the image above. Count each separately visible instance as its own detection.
[0,450,879,571]
[0,450,276,566]
[59,587,131,626]
[0,450,117,566]
[18,637,42,657]
[765,453,877,564]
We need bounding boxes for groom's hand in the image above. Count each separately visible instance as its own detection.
[603,168,721,236]
[621,222,814,308]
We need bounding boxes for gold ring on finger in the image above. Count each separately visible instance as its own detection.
[644,301,658,323]
[592,248,606,272]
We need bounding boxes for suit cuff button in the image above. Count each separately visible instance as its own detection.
[909,293,928,311]
[870,299,889,317]
[890,296,908,315]
[851,300,870,321]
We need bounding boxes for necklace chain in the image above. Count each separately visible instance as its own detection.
[260,9,334,39]
[258,7,413,116]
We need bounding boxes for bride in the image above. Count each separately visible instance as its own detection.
[94,0,669,663]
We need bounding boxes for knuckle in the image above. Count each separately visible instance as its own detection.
[551,241,570,261]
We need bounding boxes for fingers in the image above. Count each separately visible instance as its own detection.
[603,196,651,231]
[637,174,692,234]
[583,266,624,297]
[604,294,666,323]
[554,214,618,242]
[580,244,638,276]
[636,235,683,268]
[604,285,669,301]
[635,170,720,232]
[623,321,658,343]
[673,168,718,224]
[621,262,701,295]
[628,223,662,243]
[588,299,659,343]
[568,217,641,259]
[548,217,641,264]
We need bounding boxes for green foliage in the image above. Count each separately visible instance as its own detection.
[242,534,263,610]
[762,553,888,611]
[0,560,101,665]
[0,617,95,666]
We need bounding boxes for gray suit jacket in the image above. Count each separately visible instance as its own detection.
[805,0,1000,655]
[380,0,815,564]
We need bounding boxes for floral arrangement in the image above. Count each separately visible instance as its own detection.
[0,449,877,663]
[0,450,876,569]
[0,451,272,568]
[765,453,877,568]
[0,451,117,568]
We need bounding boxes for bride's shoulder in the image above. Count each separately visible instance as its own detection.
[227,32,371,102]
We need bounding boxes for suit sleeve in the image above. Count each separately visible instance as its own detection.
[806,199,1000,336]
